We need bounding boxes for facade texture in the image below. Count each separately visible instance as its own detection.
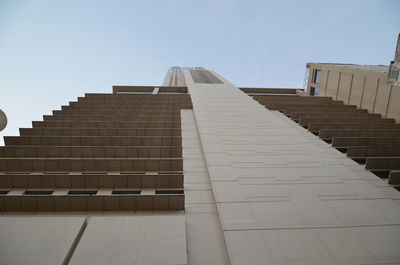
[306,63,400,122]
[0,67,400,264]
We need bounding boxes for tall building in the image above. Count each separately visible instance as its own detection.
[1,63,400,264]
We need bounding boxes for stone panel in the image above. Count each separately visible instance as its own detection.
[0,217,85,265]
[69,216,187,265]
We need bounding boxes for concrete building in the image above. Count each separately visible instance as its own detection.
[306,63,400,122]
[0,63,400,265]
[306,34,400,123]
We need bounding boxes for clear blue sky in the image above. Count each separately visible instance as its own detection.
[0,0,399,143]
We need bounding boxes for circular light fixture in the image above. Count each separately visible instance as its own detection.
[0,109,7,131]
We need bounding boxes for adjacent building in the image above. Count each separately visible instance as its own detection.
[306,34,400,122]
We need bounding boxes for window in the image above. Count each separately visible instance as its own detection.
[309,87,319,96]
[24,190,53,195]
[388,66,399,81]
[156,190,184,195]
[313,69,321,84]
[68,190,97,195]
[112,190,141,195]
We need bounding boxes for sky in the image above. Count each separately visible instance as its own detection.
[0,0,399,144]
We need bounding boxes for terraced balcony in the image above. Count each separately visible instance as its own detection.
[243,88,400,191]
[0,86,192,212]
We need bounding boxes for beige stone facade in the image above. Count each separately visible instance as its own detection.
[0,67,399,264]
[306,63,400,122]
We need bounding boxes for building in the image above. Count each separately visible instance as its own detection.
[306,34,400,122]
[306,63,400,122]
[0,62,400,263]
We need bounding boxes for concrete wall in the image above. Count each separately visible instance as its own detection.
[183,68,400,265]
[307,63,400,122]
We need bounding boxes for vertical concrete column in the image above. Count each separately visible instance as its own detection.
[183,69,400,265]
[181,109,230,265]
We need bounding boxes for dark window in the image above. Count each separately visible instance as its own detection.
[313,70,321,84]
[156,190,184,195]
[0,190,9,195]
[24,190,53,195]
[189,70,223,84]
[388,67,399,81]
[68,190,97,195]
[310,87,319,96]
[112,190,141,195]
